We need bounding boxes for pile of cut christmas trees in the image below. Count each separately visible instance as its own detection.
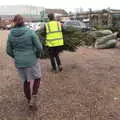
[36,26,96,58]
[89,30,118,49]
[36,26,118,59]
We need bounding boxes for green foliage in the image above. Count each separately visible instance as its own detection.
[36,27,96,58]
[109,26,120,33]
[94,25,105,30]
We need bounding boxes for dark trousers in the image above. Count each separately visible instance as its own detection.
[23,78,40,100]
[48,47,62,70]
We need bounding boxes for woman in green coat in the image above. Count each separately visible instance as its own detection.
[6,15,43,110]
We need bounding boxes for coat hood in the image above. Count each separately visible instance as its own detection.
[10,26,29,37]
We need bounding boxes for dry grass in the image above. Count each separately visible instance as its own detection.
[0,31,120,120]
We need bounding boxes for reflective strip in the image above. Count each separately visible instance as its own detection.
[47,31,61,34]
[46,38,63,41]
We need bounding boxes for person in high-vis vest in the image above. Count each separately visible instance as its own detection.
[44,13,64,72]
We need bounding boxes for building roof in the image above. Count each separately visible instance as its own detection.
[79,9,120,15]
[109,9,120,14]
[45,8,68,15]
[0,5,44,15]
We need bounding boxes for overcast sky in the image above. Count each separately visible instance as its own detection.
[0,0,119,12]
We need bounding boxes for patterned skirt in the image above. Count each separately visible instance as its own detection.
[16,59,41,83]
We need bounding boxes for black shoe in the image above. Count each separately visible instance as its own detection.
[51,68,59,73]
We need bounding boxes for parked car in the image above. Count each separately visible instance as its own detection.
[63,20,90,32]
[25,22,45,31]
[6,24,12,30]
[0,25,6,30]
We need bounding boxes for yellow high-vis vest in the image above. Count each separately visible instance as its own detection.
[45,21,64,47]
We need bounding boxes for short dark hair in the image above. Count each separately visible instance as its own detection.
[48,13,54,20]
[13,14,24,27]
